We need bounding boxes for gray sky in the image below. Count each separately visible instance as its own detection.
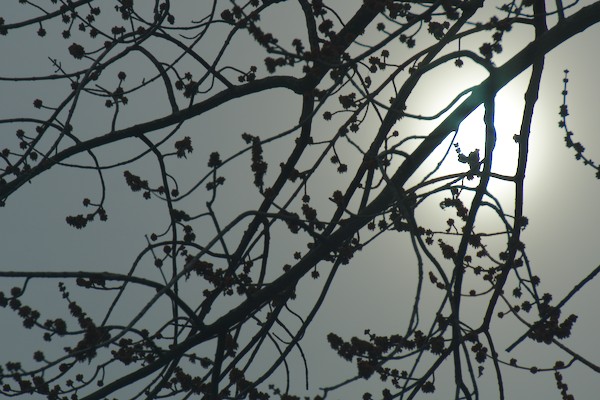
[1,1,599,399]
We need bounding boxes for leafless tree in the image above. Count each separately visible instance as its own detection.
[1,1,599,399]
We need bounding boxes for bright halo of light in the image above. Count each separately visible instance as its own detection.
[458,92,522,178]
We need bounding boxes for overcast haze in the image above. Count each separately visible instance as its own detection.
[1,1,599,399]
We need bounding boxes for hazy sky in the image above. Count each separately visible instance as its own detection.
[1,1,599,399]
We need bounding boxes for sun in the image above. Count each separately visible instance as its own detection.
[401,62,530,188]
[393,67,550,215]
[405,83,529,224]
[457,90,522,179]
[407,88,527,231]
[456,96,520,175]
